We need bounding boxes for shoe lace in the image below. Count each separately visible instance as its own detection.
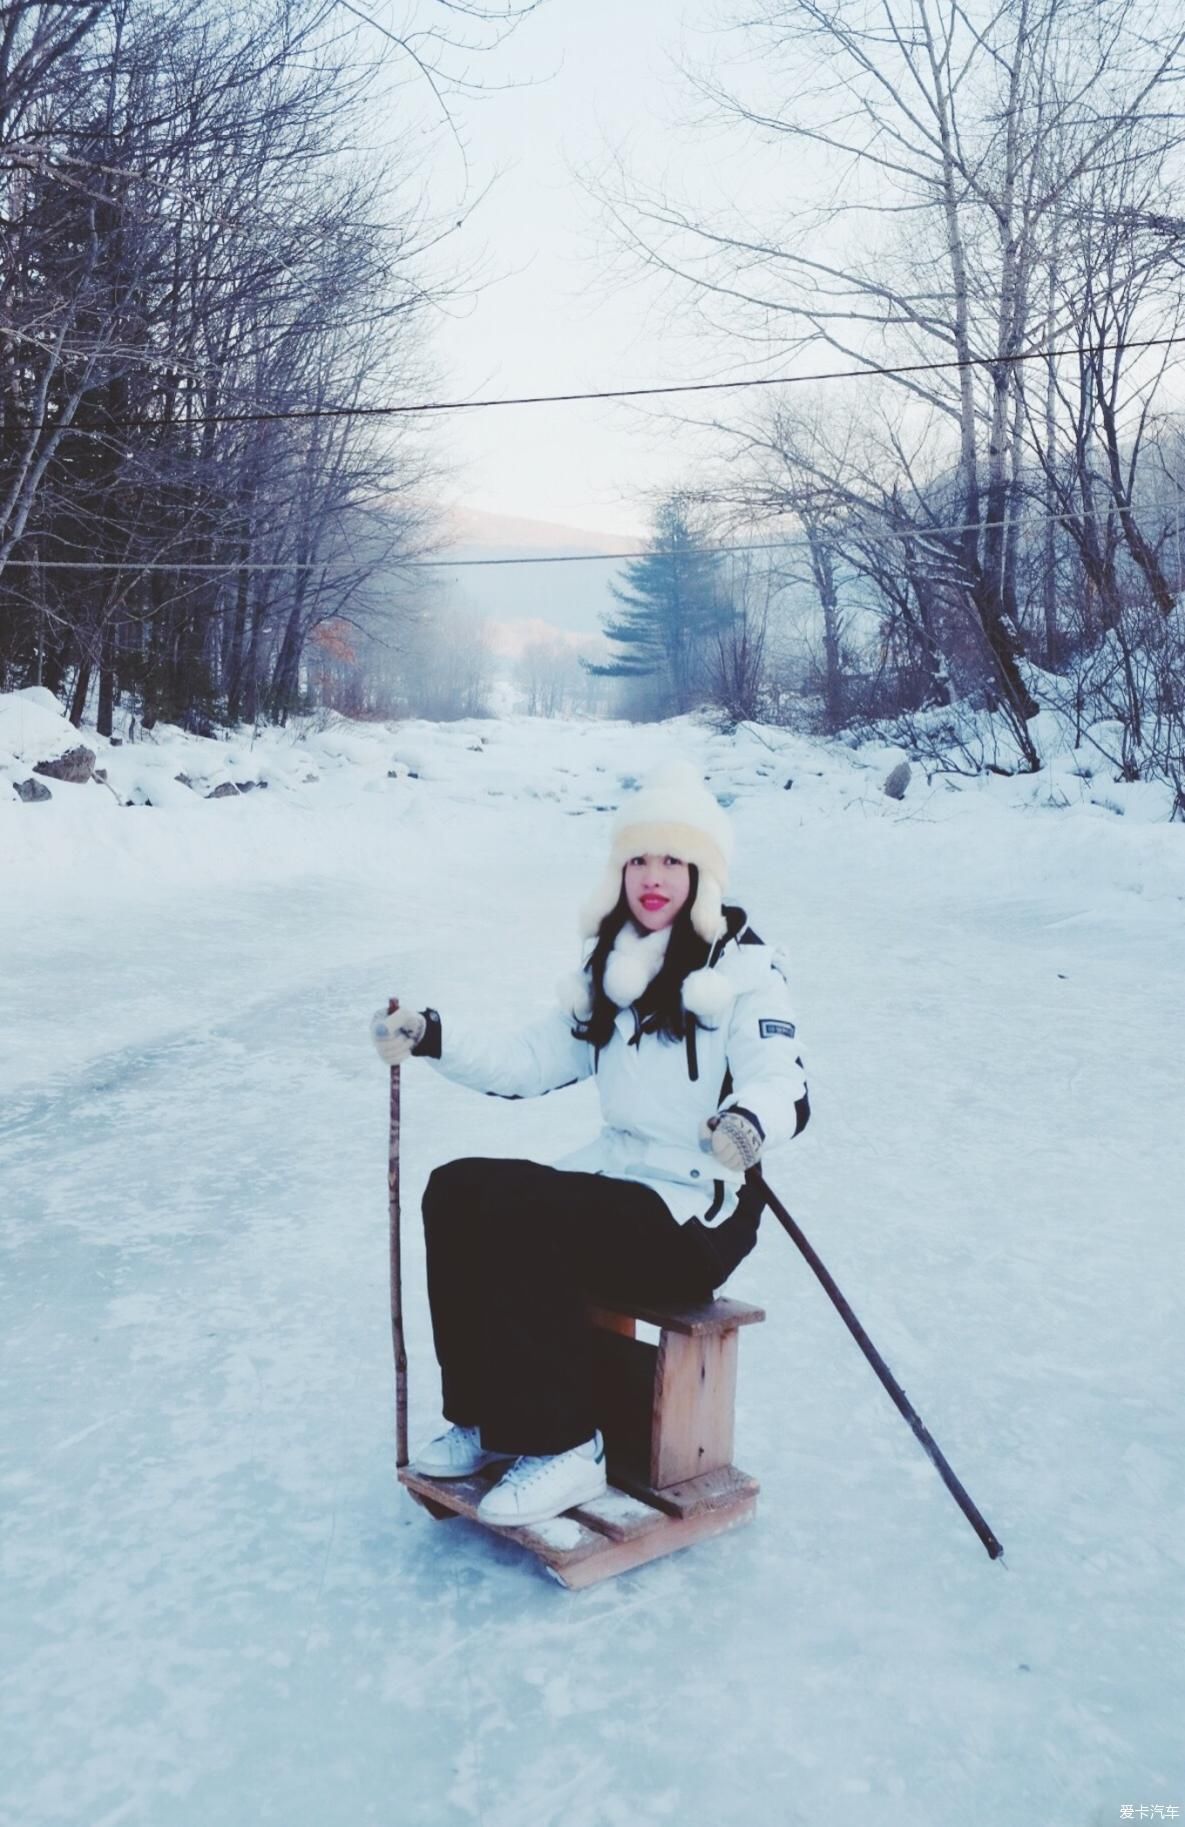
[502,1453,555,1490]
[502,1439,597,1491]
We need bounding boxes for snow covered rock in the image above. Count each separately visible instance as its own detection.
[33,744,95,784]
[13,777,51,802]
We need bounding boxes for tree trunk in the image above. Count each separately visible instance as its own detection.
[97,621,114,737]
[69,656,92,727]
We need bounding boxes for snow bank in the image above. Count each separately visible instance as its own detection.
[3,693,1182,933]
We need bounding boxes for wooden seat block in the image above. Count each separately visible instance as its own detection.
[587,1293,765,1493]
[590,1296,765,1339]
[651,1326,738,1488]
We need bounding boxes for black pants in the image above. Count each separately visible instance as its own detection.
[421,1156,763,1456]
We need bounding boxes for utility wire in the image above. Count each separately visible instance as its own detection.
[0,504,1145,573]
[133,332,1185,425]
[6,334,1183,434]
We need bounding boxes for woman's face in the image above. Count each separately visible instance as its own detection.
[623,853,692,932]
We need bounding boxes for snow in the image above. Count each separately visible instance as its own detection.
[1,695,1182,1826]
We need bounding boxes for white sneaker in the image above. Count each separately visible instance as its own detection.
[476,1432,607,1528]
[411,1424,513,1480]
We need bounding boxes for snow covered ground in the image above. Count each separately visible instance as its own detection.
[2,691,1182,1827]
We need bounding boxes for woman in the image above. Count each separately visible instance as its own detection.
[370,759,810,1529]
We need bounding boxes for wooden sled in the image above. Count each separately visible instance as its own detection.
[398,1295,764,1589]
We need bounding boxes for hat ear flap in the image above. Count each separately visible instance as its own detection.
[690,871,725,944]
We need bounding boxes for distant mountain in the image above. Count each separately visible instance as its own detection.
[433,508,642,642]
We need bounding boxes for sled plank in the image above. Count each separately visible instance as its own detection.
[399,1466,758,1586]
[612,1463,760,1520]
[511,1516,612,1566]
[549,1491,758,1590]
[398,1464,501,1518]
[569,1489,669,1544]
[399,1466,602,1559]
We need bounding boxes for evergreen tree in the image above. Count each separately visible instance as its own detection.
[582,497,731,713]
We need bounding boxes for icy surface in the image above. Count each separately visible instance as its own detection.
[2,704,1182,1826]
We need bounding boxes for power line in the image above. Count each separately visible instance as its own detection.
[7,334,1183,435]
[149,332,1185,425]
[0,504,1147,573]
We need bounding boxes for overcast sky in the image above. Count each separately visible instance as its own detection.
[392,0,774,539]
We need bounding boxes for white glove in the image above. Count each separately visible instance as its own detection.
[699,1109,765,1172]
[370,1006,426,1067]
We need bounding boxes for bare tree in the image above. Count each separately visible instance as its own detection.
[599,0,1185,768]
[0,0,543,731]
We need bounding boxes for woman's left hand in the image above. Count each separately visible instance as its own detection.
[700,1109,765,1172]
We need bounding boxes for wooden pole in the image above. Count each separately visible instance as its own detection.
[387,997,409,1469]
[756,1172,1004,1562]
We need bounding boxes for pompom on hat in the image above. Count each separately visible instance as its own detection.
[577,758,734,945]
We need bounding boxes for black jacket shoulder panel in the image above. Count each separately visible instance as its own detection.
[722,903,749,942]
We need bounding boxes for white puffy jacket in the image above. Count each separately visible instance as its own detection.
[414,908,810,1227]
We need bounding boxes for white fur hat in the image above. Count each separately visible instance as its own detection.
[577,758,734,944]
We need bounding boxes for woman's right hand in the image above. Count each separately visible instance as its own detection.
[370,1005,427,1066]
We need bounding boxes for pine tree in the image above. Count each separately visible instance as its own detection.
[582,497,731,713]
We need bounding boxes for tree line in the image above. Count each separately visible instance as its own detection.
[0,0,537,735]
[590,0,1185,805]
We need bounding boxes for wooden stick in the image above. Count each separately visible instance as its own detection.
[387,997,409,1469]
[755,1172,1004,1561]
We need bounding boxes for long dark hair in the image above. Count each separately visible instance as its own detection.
[571,864,713,1048]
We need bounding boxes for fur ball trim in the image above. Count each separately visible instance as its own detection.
[557,922,743,1026]
[680,964,736,1029]
[602,922,671,1007]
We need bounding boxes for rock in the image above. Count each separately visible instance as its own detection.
[205,779,264,798]
[883,760,912,800]
[783,778,794,791]
[94,768,107,782]
[110,736,123,747]
[14,777,52,802]
[34,744,95,784]
[175,773,194,789]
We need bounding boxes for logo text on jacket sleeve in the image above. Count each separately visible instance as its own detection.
[758,1017,796,1039]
